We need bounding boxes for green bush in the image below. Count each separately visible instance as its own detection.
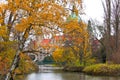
[83,64,120,76]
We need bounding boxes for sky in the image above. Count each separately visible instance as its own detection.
[83,0,104,23]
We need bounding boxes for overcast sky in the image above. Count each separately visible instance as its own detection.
[83,0,104,23]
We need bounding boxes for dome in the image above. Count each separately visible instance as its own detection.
[67,6,81,23]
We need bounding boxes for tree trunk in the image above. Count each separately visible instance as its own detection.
[103,0,112,62]
[114,0,119,51]
[4,50,21,80]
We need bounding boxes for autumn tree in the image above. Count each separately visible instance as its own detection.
[0,1,38,80]
[53,20,92,66]
[52,4,92,67]
[0,0,67,80]
[0,0,85,80]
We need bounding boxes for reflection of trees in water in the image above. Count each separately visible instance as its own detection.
[15,72,120,80]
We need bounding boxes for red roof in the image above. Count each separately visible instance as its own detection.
[40,39,51,46]
[54,36,64,41]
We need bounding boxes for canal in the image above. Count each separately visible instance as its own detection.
[16,65,120,80]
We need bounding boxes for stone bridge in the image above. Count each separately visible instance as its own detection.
[27,47,55,62]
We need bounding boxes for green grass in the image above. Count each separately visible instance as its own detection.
[83,64,120,76]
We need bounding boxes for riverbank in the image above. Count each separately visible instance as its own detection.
[13,64,120,80]
[63,64,120,76]
[15,64,39,75]
[63,66,84,72]
[83,64,120,76]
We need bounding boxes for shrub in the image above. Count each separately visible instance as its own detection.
[83,64,120,76]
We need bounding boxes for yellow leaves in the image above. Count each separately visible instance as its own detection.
[63,20,88,47]
[78,0,82,4]
[15,19,28,32]
[15,68,21,74]
[39,10,64,24]
[76,37,83,43]
[0,41,17,74]
[0,26,6,35]
[21,18,28,24]
[24,32,29,38]
[14,0,21,7]
[73,6,79,16]
[15,16,34,32]
[40,13,53,21]
[79,21,87,29]
[48,13,53,20]
[35,4,42,8]
[0,26,8,38]
[7,1,17,13]
[33,26,42,35]
[52,48,63,62]
[15,53,37,74]
[15,24,26,32]
[43,2,50,8]
[65,20,79,29]
[63,13,91,65]
[64,20,83,34]
[0,18,4,24]
[34,2,66,27]
[8,0,20,12]
[52,47,78,65]
[27,16,34,24]
[20,53,30,60]
[0,45,15,59]
[0,3,7,10]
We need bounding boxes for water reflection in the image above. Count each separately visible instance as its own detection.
[25,71,120,80]
[26,72,63,80]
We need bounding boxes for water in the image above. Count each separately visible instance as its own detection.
[16,65,120,80]
[22,70,120,80]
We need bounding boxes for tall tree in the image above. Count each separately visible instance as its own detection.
[0,1,67,80]
[102,0,120,62]
[112,0,120,51]
[0,0,83,80]
[102,0,112,61]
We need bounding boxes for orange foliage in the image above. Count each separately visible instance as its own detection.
[52,48,63,62]
[0,0,84,76]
